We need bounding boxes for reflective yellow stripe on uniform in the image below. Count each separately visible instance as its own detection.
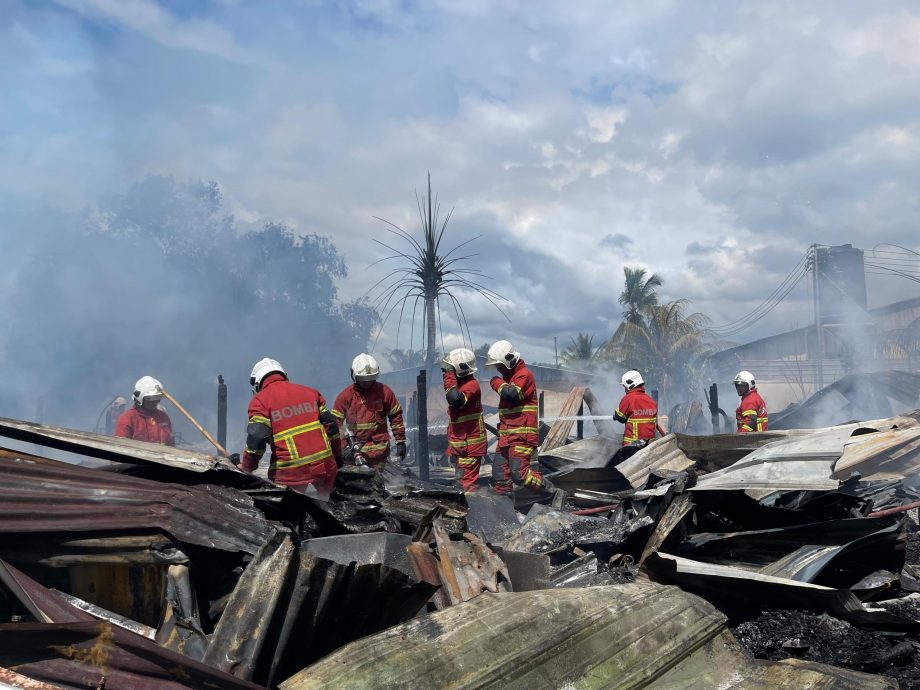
[499,427,539,435]
[250,414,271,427]
[449,434,487,447]
[331,409,345,420]
[361,441,390,452]
[499,405,538,416]
[272,420,331,467]
[355,422,378,430]
[388,405,402,415]
[455,413,483,423]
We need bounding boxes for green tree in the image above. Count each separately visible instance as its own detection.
[598,300,714,411]
[371,175,506,387]
[384,348,426,370]
[562,333,595,367]
[619,266,662,325]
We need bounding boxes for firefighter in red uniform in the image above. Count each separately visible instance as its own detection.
[442,348,487,492]
[734,370,768,433]
[332,353,406,470]
[486,340,544,493]
[239,358,342,498]
[115,376,175,445]
[613,370,659,447]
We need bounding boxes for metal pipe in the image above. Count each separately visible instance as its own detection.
[571,503,619,516]
[868,500,920,518]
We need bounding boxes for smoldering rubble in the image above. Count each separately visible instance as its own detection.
[5,394,920,689]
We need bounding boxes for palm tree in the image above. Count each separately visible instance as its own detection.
[619,267,662,325]
[384,348,426,370]
[598,300,715,411]
[368,174,507,385]
[562,333,595,367]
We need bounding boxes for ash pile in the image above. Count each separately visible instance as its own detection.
[4,406,920,688]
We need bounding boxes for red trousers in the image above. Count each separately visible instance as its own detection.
[493,444,543,494]
[454,456,482,492]
[273,457,337,497]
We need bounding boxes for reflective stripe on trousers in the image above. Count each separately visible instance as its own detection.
[493,444,542,493]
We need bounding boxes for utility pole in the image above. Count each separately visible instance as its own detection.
[809,244,825,390]
[554,336,558,367]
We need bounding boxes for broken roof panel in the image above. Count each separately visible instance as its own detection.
[690,427,858,492]
[0,622,266,690]
[0,416,243,477]
[203,531,436,687]
[0,454,275,558]
[835,425,920,481]
[280,580,898,690]
[614,434,695,489]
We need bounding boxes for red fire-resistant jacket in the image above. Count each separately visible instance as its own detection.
[736,390,768,432]
[614,387,658,445]
[490,359,539,449]
[332,382,406,460]
[241,373,342,486]
[443,371,487,458]
[115,405,175,446]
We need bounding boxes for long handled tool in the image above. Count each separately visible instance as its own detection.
[160,387,230,458]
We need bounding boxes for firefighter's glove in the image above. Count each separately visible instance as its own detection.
[342,443,355,464]
[228,453,241,466]
[396,442,407,462]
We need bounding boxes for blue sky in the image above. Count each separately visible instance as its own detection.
[4,0,920,363]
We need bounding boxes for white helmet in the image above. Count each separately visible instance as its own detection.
[250,358,286,392]
[351,353,380,382]
[621,370,644,391]
[733,370,756,390]
[133,376,164,406]
[485,340,520,369]
[443,348,477,377]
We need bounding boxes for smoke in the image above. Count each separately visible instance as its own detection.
[0,175,375,452]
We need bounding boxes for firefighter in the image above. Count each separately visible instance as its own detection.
[104,396,128,435]
[238,358,342,497]
[486,340,544,493]
[115,376,175,445]
[734,370,768,432]
[332,353,406,470]
[613,370,659,447]
[442,348,487,492]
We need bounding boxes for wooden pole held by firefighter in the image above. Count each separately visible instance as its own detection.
[160,387,230,458]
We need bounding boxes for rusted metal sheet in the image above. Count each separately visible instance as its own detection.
[0,667,62,689]
[539,386,587,453]
[639,491,694,564]
[835,425,920,480]
[203,530,436,687]
[0,417,241,475]
[0,621,266,690]
[0,454,275,558]
[430,521,510,605]
[0,560,93,625]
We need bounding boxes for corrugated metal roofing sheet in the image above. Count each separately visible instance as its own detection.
[0,453,275,557]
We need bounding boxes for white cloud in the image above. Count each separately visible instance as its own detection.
[52,0,250,61]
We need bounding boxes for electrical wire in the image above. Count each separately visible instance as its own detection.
[708,250,810,336]
[708,253,808,334]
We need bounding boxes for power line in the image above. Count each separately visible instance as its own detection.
[709,250,810,336]
[710,268,808,337]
